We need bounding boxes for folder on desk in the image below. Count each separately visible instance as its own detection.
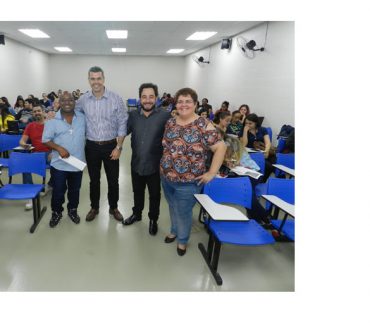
[231,166,263,179]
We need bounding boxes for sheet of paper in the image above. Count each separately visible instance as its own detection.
[231,166,263,179]
[59,155,86,171]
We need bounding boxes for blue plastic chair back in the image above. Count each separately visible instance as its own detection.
[249,152,265,174]
[276,153,295,169]
[266,127,272,141]
[8,152,47,177]
[266,178,295,210]
[203,177,252,209]
[127,98,137,107]
[276,138,286,153]
[0,134,22,152]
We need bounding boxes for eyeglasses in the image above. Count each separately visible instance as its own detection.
[177,100,194,105]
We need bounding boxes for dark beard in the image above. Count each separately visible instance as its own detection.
[141,104,155,112]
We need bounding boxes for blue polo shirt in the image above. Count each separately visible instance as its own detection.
[42,111,86,172]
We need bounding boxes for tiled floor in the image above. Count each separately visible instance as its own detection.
[0,136,294,291]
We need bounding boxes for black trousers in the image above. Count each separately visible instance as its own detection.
[131,170,160,221]
[85,140,119,210]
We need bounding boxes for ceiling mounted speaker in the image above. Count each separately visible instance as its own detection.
[221,38,232,50]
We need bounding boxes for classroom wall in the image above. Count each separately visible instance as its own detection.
[0,37,49,105]
[184,21,294,141]
[49,54,185,100]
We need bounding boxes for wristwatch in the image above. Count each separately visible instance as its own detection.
[116,146,122,151]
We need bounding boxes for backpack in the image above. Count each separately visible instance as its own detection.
[277,124,294,139]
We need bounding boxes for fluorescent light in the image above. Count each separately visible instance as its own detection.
[54,47,72,52]
[186,31,217,41]
[112,48,127,53]
[167,49,184,54]
[18,29,50,38]
[106,30,128,39]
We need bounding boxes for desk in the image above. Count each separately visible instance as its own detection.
[262,195,294,217]
[246,147,264,153]
[194,194,248,221]
[262,195,295,240]
[273,164,295,177]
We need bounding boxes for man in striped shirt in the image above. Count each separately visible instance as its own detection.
[76,66,128,222]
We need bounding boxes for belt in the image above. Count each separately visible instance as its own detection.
[87,139,116,145]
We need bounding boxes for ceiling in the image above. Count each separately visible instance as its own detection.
[0,21,263,56]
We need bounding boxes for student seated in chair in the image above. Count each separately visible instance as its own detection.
[0,104,15,133]
[222,135,272,228]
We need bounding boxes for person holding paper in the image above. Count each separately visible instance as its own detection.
[75,66,128,222]
[122,83,170,236]
[42,92,86,228]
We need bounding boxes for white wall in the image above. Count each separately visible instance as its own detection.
[49,55,185,99]
[184,21,294,141]
[0,37,49,105]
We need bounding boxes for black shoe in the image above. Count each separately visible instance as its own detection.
[123,214,142,225]
[68,209,80,224]
[149,220,158,236]
[177,246,187,256]
[164,235,177,243]
[49,211,62,228]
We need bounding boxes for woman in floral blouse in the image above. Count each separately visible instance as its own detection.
[160,88,226,256]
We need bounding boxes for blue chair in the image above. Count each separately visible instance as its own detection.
[197,177,275,285]
[276,138,286,153]
[265,178,295,241]
[0,134,23,165]
[127,98,137,108]
[275,153,295,178]
[0,152,47,233]
[249,152,267,197]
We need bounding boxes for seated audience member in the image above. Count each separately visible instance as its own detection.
[198,107,209,119]
[199,98,213,120]
[214,100,230,117]
[240,113,275,182]
[238,104,250,124]
[283,129,295,153]
[213,110,231,134]
[41,93,52,108]
[14,97,25,114]
[222,135,272,228]
[0,97,16,116]
[170,108,178,118]
[0,103,15,133]
[19,105,53,210]
[16,99,34,129]
[226,111,243,136]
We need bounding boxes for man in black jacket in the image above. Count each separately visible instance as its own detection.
[123,83,171,235]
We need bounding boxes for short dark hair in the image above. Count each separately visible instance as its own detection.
[222,101,229,107]
[245,113,261,127]
[174,87,198,104]
[139,83,159,98]
[88,66,105,78]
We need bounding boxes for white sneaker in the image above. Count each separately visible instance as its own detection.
[25,200,33,210]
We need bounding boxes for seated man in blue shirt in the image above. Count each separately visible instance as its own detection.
[42,91,86,228]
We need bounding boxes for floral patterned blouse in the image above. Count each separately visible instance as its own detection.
[160,116,222,182]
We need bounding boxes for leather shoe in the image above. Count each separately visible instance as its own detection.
[123,214,142,225]
[177,246,187,256]
[86,208,99,222]
[164,235,176,243]
[149,220,158,236]
[109,208,123,222]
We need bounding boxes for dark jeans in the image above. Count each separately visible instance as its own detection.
[85,140,119,210]
[263,156,277,183]
[51,167,83,213]
[248,176,270,223]
[131,170,161,221]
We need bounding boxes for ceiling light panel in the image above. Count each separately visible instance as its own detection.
[18,29,50,38]
[54,47,72,52]
[112,48,127,53]
[186,32,217,41]
[106,30,128,39]
[167,49,184,54]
